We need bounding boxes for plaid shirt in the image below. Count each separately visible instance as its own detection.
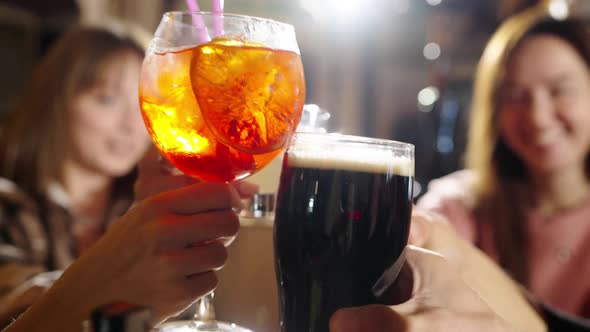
[0,177,132,325]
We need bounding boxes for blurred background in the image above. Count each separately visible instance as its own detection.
[1,0,589,194]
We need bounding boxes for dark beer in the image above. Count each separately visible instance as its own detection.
[274,149,413,332]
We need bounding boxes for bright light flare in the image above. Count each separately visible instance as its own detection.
[393,0,410,14]
[301,0,367,19]
[418,86,440,110]
[334,0,364,18]
[548,0,569,20]
[423,42,441,60]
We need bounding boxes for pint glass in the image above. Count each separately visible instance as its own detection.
[274,133,414,332]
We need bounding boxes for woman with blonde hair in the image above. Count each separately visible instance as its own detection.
[419,6,590,319]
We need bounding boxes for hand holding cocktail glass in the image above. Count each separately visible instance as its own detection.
[139,7,305,332]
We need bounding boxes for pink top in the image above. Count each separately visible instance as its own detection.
[417,170,590,319]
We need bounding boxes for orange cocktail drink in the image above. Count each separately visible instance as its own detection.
[140,14,305,182]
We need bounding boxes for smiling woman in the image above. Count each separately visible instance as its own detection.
[0,26,151,327]
[67,50,148,179]
[418,7,590,320]
[498,33,590,178]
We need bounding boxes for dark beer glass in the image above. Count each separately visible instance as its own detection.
[274,133,414,332]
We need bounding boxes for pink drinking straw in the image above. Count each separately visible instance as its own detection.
[212,0,224,38]
[185,0,210,43]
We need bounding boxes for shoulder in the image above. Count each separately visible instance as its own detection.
[416,170,480,242]
[0,178,38,213]
[0,178,47,264]
[0,177,42,238]
[418,170,477,211]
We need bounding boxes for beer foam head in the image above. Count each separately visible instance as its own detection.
[287,147,414,177]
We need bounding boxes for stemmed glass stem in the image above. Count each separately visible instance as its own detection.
[191,186,239,331]
[194,293,218,330]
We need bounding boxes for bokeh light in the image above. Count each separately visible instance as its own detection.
[423,42,441,60]
[548,0,569,20]
[417,86,440,110]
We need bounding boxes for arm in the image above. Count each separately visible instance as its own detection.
[331,245,517,332]
[409,211,546,332]
[416,170,479,243]
[2,148,242,332]
[329,211,548,332]
[0,263,46,327]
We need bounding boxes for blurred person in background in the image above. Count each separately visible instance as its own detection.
[0,26,152,326]
[418,6,590,320]
[1,147,244,332]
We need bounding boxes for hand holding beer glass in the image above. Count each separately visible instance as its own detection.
[139,11,305,331]
[274,133,414,332]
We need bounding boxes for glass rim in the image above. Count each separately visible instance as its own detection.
[291,132,415,153]
[162,11,295,31]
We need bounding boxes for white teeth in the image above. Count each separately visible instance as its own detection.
[532,130,562,146]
